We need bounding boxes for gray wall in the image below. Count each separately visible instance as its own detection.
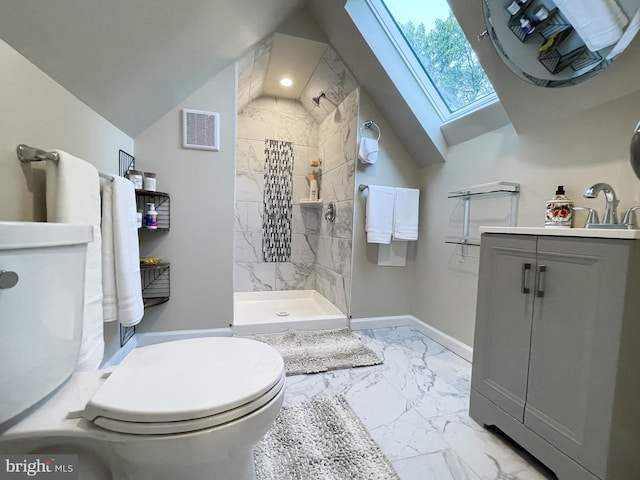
[133,63,237,332]
[0,39,134,362]
[0,39,133,221]
[350,91,421,318]
[412,90,640,347]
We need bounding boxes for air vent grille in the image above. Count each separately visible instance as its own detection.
[182,108,219,151]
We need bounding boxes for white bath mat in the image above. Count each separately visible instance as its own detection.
[254,396,399,480]
[247,328,382,375]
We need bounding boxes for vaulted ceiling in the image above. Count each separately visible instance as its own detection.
[0,0,306,136]
[0,0,447,166]
[3,0,640,167]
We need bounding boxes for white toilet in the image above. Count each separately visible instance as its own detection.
[0,221,286,480]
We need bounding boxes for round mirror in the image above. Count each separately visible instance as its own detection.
[630,122,640,180]
[483,0,640,87]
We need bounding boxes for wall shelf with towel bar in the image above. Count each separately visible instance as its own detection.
[447,181,520,257]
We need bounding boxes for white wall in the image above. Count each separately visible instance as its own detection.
[350,91,421,318]
[413,89,640,347]
[0,39,133,221]
[133,63,237,332]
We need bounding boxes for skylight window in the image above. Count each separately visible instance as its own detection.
[375,0,496,119]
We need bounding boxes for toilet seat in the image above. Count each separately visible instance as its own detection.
[83,337,285,435]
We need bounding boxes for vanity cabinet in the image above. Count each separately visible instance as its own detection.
[470,233,640,480]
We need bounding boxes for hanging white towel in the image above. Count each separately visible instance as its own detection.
[46,150,103,371]
[554,0,628,51]
[101,178,117,322]
[358,138,379,165]
[393,187,420,241]
[607,8,640,60]
[101,176,144,327]
[365,185,395,244]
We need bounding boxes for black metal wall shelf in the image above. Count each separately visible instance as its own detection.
[505,1,600,76]
[136,190,170,230]
[140,263,170,308]
[136,190,171,308]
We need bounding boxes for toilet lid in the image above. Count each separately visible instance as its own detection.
[83,337,284,432]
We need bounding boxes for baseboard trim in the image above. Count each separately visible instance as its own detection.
[350,315,473,362]
[136,327,233,347]
[101,327,233,368]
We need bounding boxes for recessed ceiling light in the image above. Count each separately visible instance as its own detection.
[279,78,293,87]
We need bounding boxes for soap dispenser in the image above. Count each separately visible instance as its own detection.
[545,185,573,228]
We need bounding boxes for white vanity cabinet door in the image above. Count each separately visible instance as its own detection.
[471,234,537,421]
[524,237,629,479]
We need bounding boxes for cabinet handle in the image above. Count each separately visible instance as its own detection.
[521,263,531,294]
[536,265,547,298]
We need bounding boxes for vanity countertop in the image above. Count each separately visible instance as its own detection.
[479,226,640,239]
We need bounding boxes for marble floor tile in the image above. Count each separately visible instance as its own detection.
[392,450,481,480]
[282,326,556,480]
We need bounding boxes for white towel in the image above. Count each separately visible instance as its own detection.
[46,150,103,371]
[393,187,420,241]
[101,176,144,327]
[365,185,395,244]
[607,8,640,60]
[101,178,117,322]
[358,138,379,165]
[554,0,628,51]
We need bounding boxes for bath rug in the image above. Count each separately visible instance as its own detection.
[247,328,382,375]
[254,396,399,480]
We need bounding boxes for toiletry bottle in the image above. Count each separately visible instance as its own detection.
[520,16,535,35]
[309,174,319,201]
[505,0,520,15]
[146,203,158,229]
[545,185,573,228]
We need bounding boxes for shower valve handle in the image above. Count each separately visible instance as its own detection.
[325,202,336,222]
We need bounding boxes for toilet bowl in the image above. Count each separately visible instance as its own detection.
[0,222,285,480]
[1,337,286,480]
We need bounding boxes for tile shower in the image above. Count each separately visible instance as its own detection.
[234,38,358,315]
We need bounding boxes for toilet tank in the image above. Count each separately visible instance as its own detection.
[0,221,93,424]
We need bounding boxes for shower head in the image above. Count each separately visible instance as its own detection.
[311,92,326,107]
[311,91,337,107]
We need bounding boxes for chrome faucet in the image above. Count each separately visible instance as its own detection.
[583,183,619,224]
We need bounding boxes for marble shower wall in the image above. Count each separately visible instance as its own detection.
[235,96,320,291]
[314,89,358,314]
[234,38,358,314]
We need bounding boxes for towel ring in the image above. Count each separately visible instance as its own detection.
[360,120,381,141]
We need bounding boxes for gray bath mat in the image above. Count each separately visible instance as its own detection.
[247,328,382,375]
[254,396,399,480]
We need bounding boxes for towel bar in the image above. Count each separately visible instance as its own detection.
[17,143,115,182]
[360,121,381,141]
[16,144,59,163]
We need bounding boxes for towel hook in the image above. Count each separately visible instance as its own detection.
[360,120,381,141]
